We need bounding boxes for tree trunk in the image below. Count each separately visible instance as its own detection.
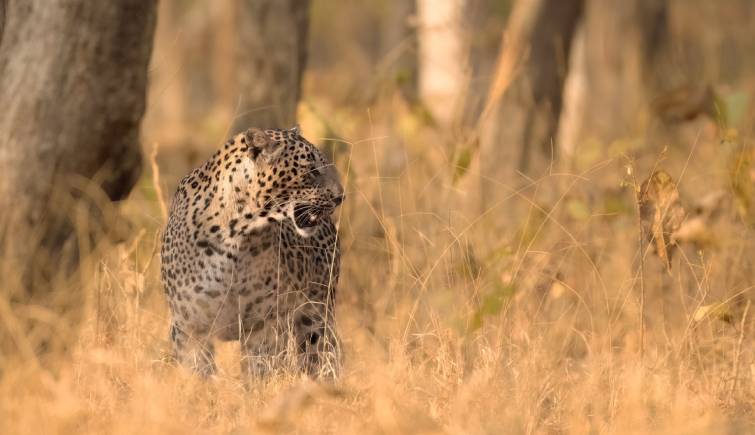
[0,0,156,360]
[384,0,418,103]
[577,0,669,143]
[459,0,510,129]
[229,0,310,132]
[417,0,469,127]
[479,0,583,201]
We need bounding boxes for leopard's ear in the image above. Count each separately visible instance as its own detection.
[289,124,301,136]
[244,128,281,159]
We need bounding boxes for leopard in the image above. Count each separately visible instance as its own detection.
[160,125,344,379]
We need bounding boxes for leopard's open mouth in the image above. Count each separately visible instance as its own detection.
[293,204,325,229]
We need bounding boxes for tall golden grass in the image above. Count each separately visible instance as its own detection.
[2,2,755,433]
[1,94,753,433]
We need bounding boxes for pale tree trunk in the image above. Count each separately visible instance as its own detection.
[417,0,469,127]
[556,24,586,159]
[479,0,583,202]
[0,0,156,360]
[228,0,310,133]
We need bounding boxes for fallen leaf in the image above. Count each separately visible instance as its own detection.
[693,302,734,324]
[639,170,686,272]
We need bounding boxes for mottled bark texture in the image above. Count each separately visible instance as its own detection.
[228,0,310,132]
[0,0,156,360]
[479,0,583,201]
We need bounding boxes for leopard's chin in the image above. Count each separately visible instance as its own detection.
[293,225,317,238]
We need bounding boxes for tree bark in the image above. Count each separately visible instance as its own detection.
[577,0,669,143]
[479,0,583,200]
[384,0,417,103]
[417,0,468,127]
[0,1,5,44]
[0,0,156,359]
[459,0,510,129]
[229,0,310,132]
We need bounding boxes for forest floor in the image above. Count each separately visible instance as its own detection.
[2,97,754,434]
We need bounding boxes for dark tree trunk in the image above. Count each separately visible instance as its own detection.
[229,0,310,132]
[578,0,669,143]
[479,0,583,200]
[0,0,156,360]
[0,1,5,43]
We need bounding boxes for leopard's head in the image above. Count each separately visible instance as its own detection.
[244,126,344,237]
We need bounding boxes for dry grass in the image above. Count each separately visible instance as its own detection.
[2,2,755,431]
[1,95,753,434]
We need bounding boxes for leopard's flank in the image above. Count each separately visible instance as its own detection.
[160,126,344,379]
